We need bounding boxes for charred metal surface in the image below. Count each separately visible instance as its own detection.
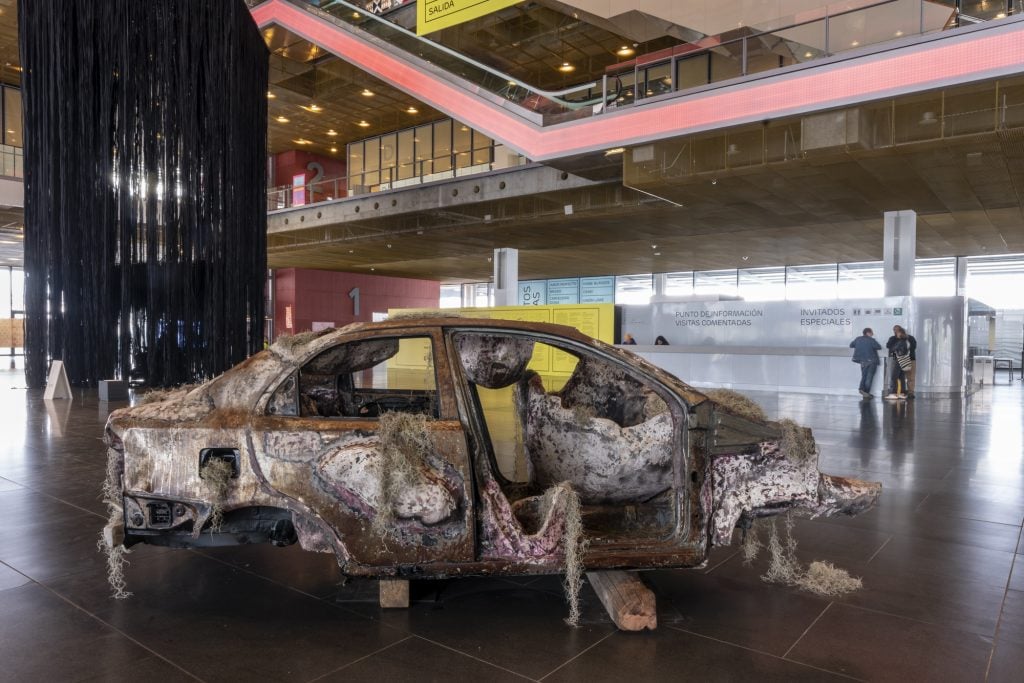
[518,373,673,504]
[455,334,534,389]
[102,316,880,588]
[559,357,659,428]
[315,436,459,525]
[709,431,882,546]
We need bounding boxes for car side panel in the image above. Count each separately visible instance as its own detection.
[248,416,475,573]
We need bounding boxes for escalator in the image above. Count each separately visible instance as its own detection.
[257,0,616,121]
[251,0,1024,165]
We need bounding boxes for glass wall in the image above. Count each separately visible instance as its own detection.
[439,284,462,308]
[4,87,21,147]
[615,274,653,304]
[738,266,786,301]
[966,254,1024,309]
[785,263,838,300]
[1,85,23,179]
[0,266,25,360]
[664,271,694,296]
[348,117,498,195]
[838,262,884,298]
[452,254,1024,310]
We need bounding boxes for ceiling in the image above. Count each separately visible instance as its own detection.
[265,28,449,159]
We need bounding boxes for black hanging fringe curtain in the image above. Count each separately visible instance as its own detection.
[19,0,268,388]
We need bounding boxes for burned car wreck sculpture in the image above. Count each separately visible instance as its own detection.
[102,318,880,597]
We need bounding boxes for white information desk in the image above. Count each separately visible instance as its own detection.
[617,296,967,396]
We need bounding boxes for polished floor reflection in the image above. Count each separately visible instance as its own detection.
[1,368,1022,682]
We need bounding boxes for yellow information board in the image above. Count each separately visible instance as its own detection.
[388,304,615,386]
[417,0,522,35]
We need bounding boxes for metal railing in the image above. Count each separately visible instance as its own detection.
[291,0,606,116]
[600,0,1017,109]
[267,151,528,209]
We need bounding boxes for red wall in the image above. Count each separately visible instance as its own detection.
[273,268,440,338]
[272,150,347,201]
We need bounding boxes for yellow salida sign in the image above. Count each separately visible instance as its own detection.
[417,0,522,35]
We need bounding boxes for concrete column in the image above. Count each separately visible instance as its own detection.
[493,248,518,307]
[653,273,668,299]
[955,256,969,297]
[883,210,917,297]
[461,283,476,308]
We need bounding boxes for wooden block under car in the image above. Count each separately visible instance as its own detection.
[379,578,410,608]
[587,570,657,631]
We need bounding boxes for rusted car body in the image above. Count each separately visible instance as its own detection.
[103,317,880,578]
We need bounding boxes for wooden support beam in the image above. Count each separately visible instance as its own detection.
[587,570,657,631]
[379,578,410,608]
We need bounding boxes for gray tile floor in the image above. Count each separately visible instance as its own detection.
[1,369,1022,681]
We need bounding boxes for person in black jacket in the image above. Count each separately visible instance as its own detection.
[850,328,882,398]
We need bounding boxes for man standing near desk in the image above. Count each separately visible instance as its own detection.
[850,328,882,398]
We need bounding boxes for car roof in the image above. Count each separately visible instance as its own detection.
[346,315,592,339]
[269,315,595,363]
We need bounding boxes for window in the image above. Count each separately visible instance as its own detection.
[786,263,838,300]
[838,262,883,299]
[664,271,694,296]
[738,266,785,301]
[694,269,737,297]
[4,88,21,148]
[914,257,955,297]
[268,336,438,418]
[615,274,653,304]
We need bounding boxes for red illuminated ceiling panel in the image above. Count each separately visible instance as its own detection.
[252,0,1024,162]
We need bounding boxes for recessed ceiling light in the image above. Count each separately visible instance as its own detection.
[300,103,323,113]
[558,62,575,73]
[616,46,634,57]
[361,89,374,97]
[406,106,418,114]
[267,90,276,99]
[357,120,370,127]
[330,146,338,153]
[293,138,312,145]
[275,116,289,123]
[603,147,625,156]
[352,11,360,19]
[804,51,813,58]
[326,129,338,136]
